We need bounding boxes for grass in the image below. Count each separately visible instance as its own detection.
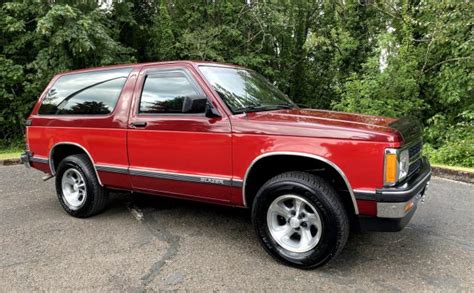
[431,164,474,174]
[0,148,22,160]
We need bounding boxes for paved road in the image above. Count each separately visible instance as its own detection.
[1,165,473,291]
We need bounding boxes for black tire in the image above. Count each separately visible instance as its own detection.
[252,171,349,269]
[55,154,108,218]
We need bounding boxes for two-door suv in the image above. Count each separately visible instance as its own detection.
[21,61,431,268]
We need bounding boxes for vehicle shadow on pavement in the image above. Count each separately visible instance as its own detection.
[105,191,433,273]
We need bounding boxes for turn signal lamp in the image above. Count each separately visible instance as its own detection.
[384,152,398,185]
[404,201,415,213]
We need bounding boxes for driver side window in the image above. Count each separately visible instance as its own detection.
[139,72,205,114]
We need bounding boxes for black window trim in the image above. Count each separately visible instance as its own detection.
[37,67,133,117]
[137,68,208,117]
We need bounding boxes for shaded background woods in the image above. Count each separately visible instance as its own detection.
[1,0,472,166]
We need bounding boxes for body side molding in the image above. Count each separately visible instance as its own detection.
[96,164,129,174]
[129,167,240,187]
[30,156,49,164]
[242,151,359,214]
[96,164,242,187]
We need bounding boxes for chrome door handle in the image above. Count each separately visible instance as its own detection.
[130,121,147,128]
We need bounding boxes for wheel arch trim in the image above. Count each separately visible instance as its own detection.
[242,151,359,214]
[49,142,103,186]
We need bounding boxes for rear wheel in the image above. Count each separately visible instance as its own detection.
[252,171,349,268]
[55,154,108,218]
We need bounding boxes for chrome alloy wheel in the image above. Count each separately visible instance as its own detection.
[267,194,323,253]
[61,168,87,210]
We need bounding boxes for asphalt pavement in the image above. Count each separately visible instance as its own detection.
[1,165,473,291]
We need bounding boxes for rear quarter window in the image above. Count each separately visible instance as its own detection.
[38,68,132,115]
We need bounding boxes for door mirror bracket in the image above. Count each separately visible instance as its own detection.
[181,95,220,118]
[182,95,207,113]
[205,102,221,118]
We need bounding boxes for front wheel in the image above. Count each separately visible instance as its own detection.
[55,154,108,218]
[252,171,349,269]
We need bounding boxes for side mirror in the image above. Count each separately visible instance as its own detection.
[182,95,207,113]
[205,102,221,118]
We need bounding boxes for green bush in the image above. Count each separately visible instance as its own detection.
[423,112,474,167]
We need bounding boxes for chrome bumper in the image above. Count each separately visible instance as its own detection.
[376,157,431,218]
[357,157,431,232]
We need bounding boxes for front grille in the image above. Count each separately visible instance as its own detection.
[407,141,423,177]
[408,158,422,177]
[408,141,422,158]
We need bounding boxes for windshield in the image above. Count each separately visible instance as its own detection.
[199,66,297,114]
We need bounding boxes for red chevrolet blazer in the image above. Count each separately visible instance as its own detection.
[21,61,431,268]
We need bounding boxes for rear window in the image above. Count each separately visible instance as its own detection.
[38,68,132,115]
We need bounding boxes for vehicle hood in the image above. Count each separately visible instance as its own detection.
[232,108,415,143]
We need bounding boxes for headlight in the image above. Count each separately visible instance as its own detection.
[384,148,410,186]
[398,149,409,180]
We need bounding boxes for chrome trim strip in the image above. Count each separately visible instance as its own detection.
[353,189,376,194]
[129,167,235,186]
[231,179,243,188]
[96,164,129,174]
[49,142,103,186]
[31,156,49,164]
[94,163,243,187]
[242,152,359,214]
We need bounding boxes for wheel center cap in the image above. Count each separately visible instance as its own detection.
[289,217,300,228]
[73,183,78,191]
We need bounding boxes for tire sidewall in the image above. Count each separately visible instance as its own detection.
[252,178,344,268]
[55,156,97,217]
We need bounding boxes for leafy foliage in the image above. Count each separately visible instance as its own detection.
[334,0,473,166]
[0,0,472,166]
[0,1,133,147]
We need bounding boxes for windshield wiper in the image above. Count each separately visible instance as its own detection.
[274,104,297,109]
[236,104,297,114]
[236,105,272,114]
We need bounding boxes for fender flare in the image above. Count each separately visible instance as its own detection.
[49,142,103,186]
[242,151,359,214]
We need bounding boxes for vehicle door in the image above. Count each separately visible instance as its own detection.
[127,64,233,203]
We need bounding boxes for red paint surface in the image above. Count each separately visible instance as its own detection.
[356,199,378,216]
[26,61,406,215]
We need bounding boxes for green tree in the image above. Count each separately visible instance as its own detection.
[0,0,472,166]
[0,2,134,147]
[334,0,473,166]
[147,0,175,60]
